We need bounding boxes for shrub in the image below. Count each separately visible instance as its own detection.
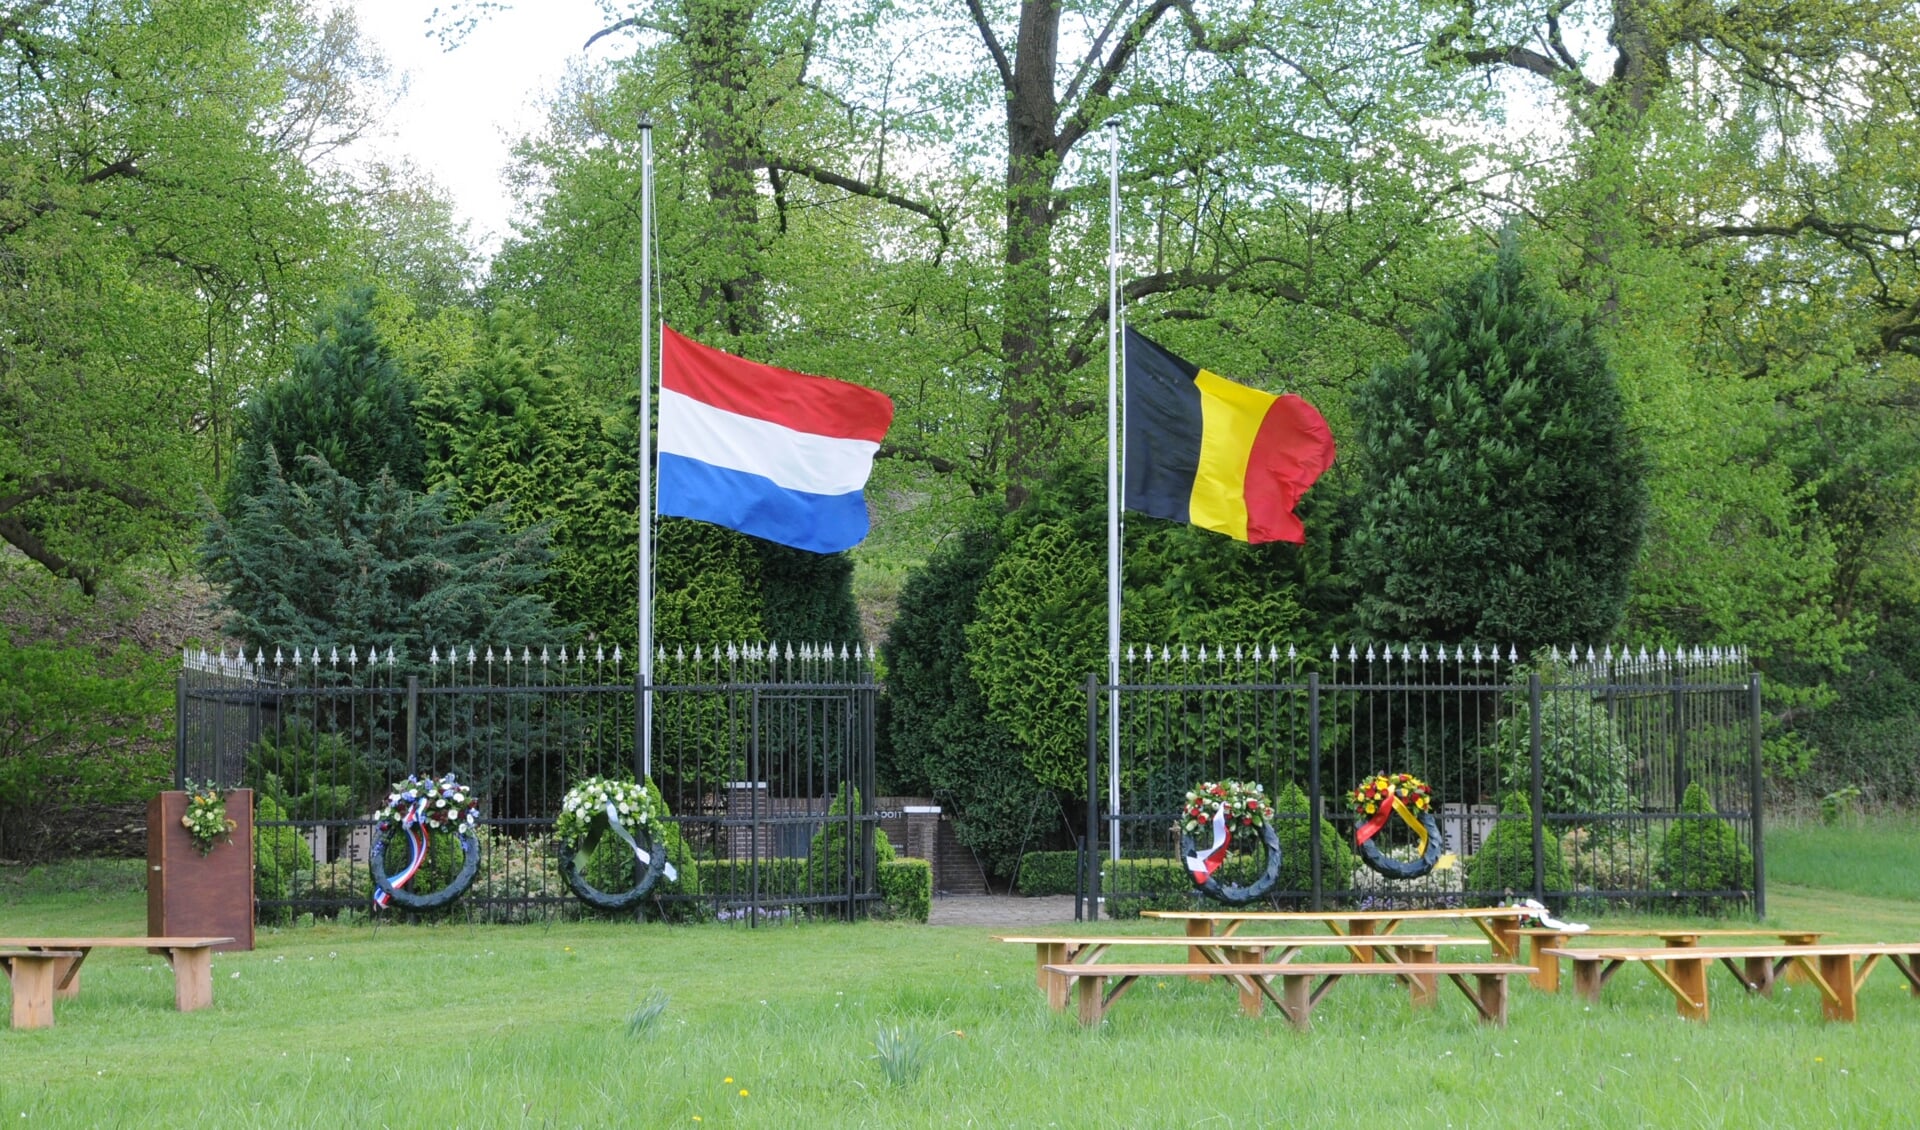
[878,859,931,922]
[1563,826,1655,892]
[253,793,311,912]
[1464,790,1568,902]
[809,784,895,897]
[1013,850,1082,896]
[1270,780,1356,898]
[1487,657,1638,824]
[1656,782,1753,914]
[246,718,383,822]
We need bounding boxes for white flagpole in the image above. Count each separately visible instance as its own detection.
[638,119,656,779]
[1106,121,1122,867]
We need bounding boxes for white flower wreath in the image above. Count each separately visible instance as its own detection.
[554,777,652,850]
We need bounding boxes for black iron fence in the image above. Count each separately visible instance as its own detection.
[178,642,880,924]
[1082,644,1762,918]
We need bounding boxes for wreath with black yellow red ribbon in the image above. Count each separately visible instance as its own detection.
[1346,772,1452,880]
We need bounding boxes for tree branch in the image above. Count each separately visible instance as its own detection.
[0,516,97,596]
[763,158,950,250]
[965,0,1014,94]
[1057,0,1183,157]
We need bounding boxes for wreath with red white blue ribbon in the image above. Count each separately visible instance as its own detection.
[370,773,482,910]
[1178,780,1283,906]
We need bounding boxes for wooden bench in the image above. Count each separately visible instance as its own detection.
[1142,906,1532,959]
[1044,958,1535,1029]
[996,933,1486,1009]
[1518,928,1826,991]
[0,937,234,1014]
[1541,942,1920,1022]
[1,950,84,1029]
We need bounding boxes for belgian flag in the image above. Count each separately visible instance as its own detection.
[1124,328,1336,545]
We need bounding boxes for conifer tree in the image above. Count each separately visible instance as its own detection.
[1349,239,1646,649]
[224,287,425,512]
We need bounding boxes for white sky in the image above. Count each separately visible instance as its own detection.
[346,0,614,252]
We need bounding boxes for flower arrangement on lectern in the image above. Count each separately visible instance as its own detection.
[180,780,236,855]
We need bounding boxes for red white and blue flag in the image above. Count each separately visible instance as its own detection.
[657,327,894,554]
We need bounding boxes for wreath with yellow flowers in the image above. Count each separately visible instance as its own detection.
[1346,772,1447,880]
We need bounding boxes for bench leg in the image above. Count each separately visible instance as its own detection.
[1569,959,1605,1003]
[1528,932,1567,991]
[1740,956,1775,996]
[1664,956,1710,1022]
[1475,972,1510,1026]
[1228,949,1267,1018]
[169,947,214,1012]
[1484,916,1521,960]
[1279,974,1313,1031]
[52,954,84,1000]
[1344,920,1377,962]
[1398,945,1437,1008]
[1819,954,1858,1023]
[1040,944,1070,1011]
[5,956,61,1030]
[1074,975,1105,1027]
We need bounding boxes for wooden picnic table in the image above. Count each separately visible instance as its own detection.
[1141,906,1532,960]
[1516,927,1826,991]
[1,950,83,1029]
[1541,942,1920,1022]
[995,933,1486,1009]
[0,936,234,1014]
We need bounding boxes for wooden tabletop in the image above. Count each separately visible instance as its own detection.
[994,933,1470,946]
[1514,927,1825,938]
[1542,942,1920,960]
[0,937,235,948]
[1142,907,1529,922]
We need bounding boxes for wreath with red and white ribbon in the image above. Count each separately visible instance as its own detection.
[1179,780,1282,905]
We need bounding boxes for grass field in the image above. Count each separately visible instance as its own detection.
[5,848,1920,1128]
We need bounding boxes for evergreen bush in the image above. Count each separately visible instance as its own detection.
[1349,237,1646,650]
[1656,782,1753,914]
[252,793,310,912]
[1486,657,1637,824]
[878,859,932,922]
[1464,790,1569,901]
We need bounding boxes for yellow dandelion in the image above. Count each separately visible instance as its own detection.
[739,1089,750,1097]
[723,1077,733,1084]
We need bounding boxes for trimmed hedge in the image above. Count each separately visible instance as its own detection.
[1014,850,1081,896]
[878,859,931,922]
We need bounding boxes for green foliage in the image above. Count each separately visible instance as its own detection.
[1013,851,1082,897]
[226,288,425,509]
[1656,783,1753,914]
[246,719,383,822]
[881,519,1039,878]
[757,540,861,645]
[1270,780,1357,896]
[1486,660,1638,821]
[1465,791,1569,899]
[253,794,310,910]
[877,859,931,922]
[809,784,895,896]
[200,452,554,659]
[0,629,170,861]
[1350,239,1647,650]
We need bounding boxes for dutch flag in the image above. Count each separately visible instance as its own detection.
[657,326,894,554]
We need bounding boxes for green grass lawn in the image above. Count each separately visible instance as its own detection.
[5,855,1920,1128]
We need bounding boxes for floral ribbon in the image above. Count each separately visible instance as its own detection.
[1183,809,1232,885]
[1354,790,1430,857]
[600,799,677,883]
[373,800,431,909]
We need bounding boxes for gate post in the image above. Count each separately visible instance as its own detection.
[1529,671,1545,903]
[1082,674,1100,922]
[1750,673,1766,919]
[1308,672,1322,912]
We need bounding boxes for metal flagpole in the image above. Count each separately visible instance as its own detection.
[637,119,656,779]
[1106,121,1122,868]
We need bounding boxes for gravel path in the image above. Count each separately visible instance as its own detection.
[926,895,1085,927]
